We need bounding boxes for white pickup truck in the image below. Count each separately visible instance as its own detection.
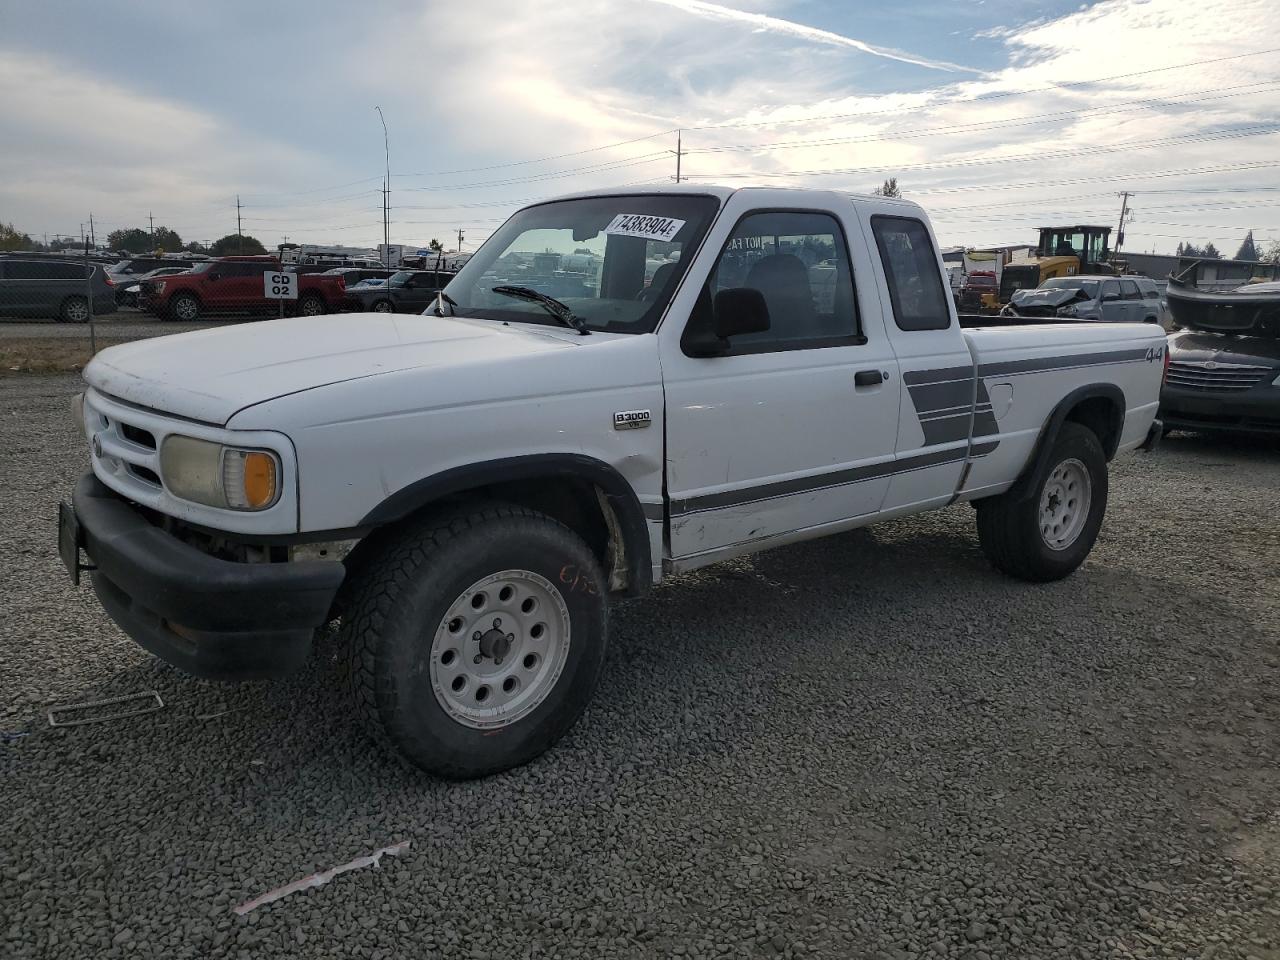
[61,186,1166,777]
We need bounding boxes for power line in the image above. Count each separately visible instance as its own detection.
[395,129,678,178]
[685,80,1280,156]
[682,47,1280,132]
[681,124,1280,181]
[402,153,671,193]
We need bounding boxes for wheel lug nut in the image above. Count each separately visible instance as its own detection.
[473,632,481,641]
[492,618,502,628]
[494,657,503,666]
[473,654,484,665]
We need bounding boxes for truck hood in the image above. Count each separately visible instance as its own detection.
[1009,288,1086,309]
[83,313,585,425]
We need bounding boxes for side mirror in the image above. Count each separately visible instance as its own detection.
[713,287,770,339]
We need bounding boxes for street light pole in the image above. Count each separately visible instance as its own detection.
[376,106,391,267]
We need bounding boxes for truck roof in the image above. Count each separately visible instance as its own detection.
[544,182,924,209]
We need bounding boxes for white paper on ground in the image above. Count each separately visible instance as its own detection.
[233,840,411,916]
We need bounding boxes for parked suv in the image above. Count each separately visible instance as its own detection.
[139,256,347,322]
[0,257,115,322]
[1004,275,1162,323]
[343,269,454,313]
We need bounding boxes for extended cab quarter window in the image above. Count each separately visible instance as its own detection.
[871,216,951,331]
[699,210,860,353]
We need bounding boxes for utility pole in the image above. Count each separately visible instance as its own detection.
[457,228,464,254]
[673,129,684,183]
[376,106,391,267]
[1114,191,1134,256]
[236,195,243,254]
[88,213,95,249]
[148,211,155,248]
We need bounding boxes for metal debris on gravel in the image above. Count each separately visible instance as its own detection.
[2,373,1279,959]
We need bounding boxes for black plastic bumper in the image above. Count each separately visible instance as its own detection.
[1160,387,1280,436]
[66,474,345,680]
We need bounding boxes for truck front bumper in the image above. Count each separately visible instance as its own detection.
[1160,386,1280,436]
[63,474,345,680]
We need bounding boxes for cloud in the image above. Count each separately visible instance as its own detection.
[3,0,1278,254]
[637,0,985,74]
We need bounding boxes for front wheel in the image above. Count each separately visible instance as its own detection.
[341,503,609,779]
[371,299,393,313]
[975,421,1108,582]
[168,293,200,322]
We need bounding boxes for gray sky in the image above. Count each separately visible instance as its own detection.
[1,0,1276,256]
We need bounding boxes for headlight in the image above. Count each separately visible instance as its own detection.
[1056,304,1078,317]
[160,436,280,511]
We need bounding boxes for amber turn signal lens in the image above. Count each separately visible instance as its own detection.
[241,452,277,509]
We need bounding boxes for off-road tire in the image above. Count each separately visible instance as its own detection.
[975,421,1108,582]
[168,293,200,322]
[340,502,609,779]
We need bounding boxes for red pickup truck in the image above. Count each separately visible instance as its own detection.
[139,255,347,322]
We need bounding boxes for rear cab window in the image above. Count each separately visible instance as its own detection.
[870,216,952,331]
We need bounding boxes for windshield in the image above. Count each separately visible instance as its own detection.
[1041,278,1100,299]
[442,194,721,333]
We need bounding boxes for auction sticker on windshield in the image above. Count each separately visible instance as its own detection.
[604,214,686,243]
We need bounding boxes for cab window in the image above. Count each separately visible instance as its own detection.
[693,210,859,354]
[871,216,951,331]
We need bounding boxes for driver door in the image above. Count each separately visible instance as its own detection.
[660,200,901,565]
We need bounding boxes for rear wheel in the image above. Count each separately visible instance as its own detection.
[59,296,89,323]
[342,503,609,779]
[975,421,1108,582]
[298,294,326,317]
[371,299,393,313]
[169,293,200,322]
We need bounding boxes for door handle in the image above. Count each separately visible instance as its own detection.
[854,369,885,387]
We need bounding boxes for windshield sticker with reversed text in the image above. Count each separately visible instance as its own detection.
[604,214,686,243]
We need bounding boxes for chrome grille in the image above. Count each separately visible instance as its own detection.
[1166,360,1271,392]
[83,390,168,507]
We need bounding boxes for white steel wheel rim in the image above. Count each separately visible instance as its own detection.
[1039,458,1092,551]
[301,298,321,315]
[66,299,88,321]
[429,569,571,730]
[175,298,197,320]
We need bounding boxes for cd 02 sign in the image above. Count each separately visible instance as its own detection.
[263,272,298,300]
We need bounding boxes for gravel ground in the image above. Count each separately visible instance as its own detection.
[2,373,1279,960]
[0,314,234,340]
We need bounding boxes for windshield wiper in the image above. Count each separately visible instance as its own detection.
[490,285,590,335]
[430,290,457,317]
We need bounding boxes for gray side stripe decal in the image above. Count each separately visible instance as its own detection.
[976,348,1149,379]
[670,446,977,516]
[903,366,971,386]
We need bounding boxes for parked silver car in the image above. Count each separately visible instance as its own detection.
[1004,275,1163,323]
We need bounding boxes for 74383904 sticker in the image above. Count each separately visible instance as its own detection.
[604,214,686,243]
